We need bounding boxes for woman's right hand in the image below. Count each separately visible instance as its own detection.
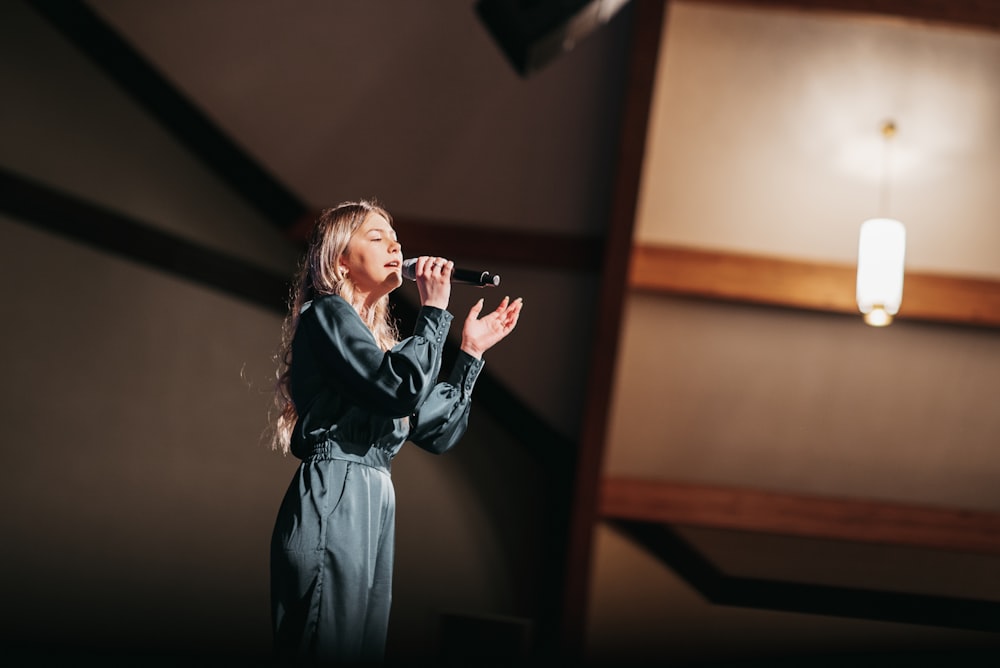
[413,256,453,310]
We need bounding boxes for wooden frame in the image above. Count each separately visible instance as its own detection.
[630,243,1000,329]
[685,0,1000,34]
[602,475,1000,556]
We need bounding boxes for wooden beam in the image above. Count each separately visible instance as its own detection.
[629,243,1000,329]
[561,0,669,658]
[682,0,1000,34]
[27,0,308,229]
[602,476,1000,557]
[611,519,1000,632]
[0,166,290,314]
[903,272,1000,329]
[287,210,604,273]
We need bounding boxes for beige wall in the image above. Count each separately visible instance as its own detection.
[0,215,291,654]
[607,294,1000,509]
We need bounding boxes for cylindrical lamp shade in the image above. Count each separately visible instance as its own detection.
[856,218,906,326]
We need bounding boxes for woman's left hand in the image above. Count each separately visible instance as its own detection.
[460,296,523,360]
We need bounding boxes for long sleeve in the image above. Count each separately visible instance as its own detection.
[294,295,452,418]
[408,350,484,454]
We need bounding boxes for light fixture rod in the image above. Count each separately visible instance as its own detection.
[878,119,896,218]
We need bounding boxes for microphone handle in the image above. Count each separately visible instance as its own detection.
[452,268,501,288]
[401,258,500,287]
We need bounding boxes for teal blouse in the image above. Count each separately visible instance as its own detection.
[288,294,485,469]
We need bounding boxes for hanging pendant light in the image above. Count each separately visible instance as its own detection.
[857,217,906,326]
[856,121,906,327]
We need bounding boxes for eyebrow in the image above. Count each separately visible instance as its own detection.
[366,227,397,239]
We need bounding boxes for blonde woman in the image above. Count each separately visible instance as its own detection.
[268,200,522,664]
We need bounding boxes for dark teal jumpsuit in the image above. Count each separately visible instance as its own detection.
[270,294,484,664]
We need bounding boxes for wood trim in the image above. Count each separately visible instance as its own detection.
[602,476,1000,557]
[288,211,604,272]
[683,0,1000,34]
[904,272,1000,328]
[629,243,1000,329]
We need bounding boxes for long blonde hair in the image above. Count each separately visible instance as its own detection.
[268,200,401,454]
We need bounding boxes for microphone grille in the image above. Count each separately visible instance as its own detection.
[401,258,418,281]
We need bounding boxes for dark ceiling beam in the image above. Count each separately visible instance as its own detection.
[610,520,1000,633]
[0,166,290,313]
[289,211,604,272]
[27,0,308,229]
[560,0,667,659]
[683,0,1000,33]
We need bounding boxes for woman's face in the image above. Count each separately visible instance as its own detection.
[340,212,403,299]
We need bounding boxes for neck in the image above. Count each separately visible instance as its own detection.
[352,295,377,327]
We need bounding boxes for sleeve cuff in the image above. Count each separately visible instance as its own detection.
[448,350,485,400]
[414,305,454,346]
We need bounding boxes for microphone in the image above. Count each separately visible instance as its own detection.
[401,258,500,287]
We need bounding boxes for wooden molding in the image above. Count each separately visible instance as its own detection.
[682,0,1000,34]
[288,210,603,273]
[602,476,1000,557]
[629,243,1000,329]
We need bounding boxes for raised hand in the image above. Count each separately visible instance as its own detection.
[460,296,523,360]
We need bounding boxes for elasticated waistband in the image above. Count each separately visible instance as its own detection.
[303,441,392,474]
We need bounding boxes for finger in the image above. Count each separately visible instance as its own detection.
[467,297,484,320]
[430,257,450,275]
[504,298,523,327]
[500,297,521,314]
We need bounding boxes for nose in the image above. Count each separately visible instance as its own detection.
[389,238,401,254]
